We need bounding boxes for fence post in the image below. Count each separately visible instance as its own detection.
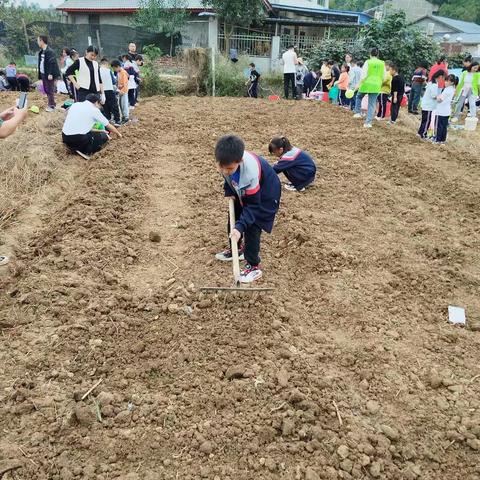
[207,17,218,97]
[270,36,280,72]
[208,16,218,53]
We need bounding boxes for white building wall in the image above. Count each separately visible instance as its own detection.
[383,0,438,23]
[414,18,456,35]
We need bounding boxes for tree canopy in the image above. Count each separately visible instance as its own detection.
[133,0,188,56]
[201,0,265,31]
[307,12,441,75]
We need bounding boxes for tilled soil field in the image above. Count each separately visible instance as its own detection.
[1,96,480,480]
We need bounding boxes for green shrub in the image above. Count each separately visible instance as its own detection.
[260,72,283,97]
[207,54,250,97]
[142,74,176,97]
[140,43,176,97]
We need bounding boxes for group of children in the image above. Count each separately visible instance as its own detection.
[214,134,317,284]
[59,46,143,126]
[416,56,479,144]
[0,62,30,92]
[99,55,142,126]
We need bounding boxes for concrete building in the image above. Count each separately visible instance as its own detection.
[56,0,371,70]
[365,0,438,23]
[412,15,480,58]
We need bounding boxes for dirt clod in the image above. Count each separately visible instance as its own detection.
[74,404,93,426]
[380,424,400,441]
[305,466,320,480]
[199,441,213,455]
[224,365,245,380]
[148,231,161,243]
[337,445,349,459]
[96,391,114,406]
[276,369,290,388]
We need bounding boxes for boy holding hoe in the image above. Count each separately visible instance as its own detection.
[215,135,281,283]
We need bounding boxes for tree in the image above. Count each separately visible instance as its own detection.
[307,39,368,69]
[306,12,440,76]
[133,0,188,56]
[361,12,441,75]
[0,0,61,58]
[201,0,265,53]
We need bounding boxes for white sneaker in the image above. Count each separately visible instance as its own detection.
[284,183,305,192]
[240,265,262,283]
[363,123,373,128]
[0,255,10,266]
[353,113,362,119]
[45,106,55,112]
[75,150,91,160]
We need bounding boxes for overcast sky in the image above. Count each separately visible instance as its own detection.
[29,0,63,7]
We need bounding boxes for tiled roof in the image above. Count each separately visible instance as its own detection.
[425,15,480,34]
[57,0,206,11]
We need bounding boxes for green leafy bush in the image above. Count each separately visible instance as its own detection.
[307,39,367,69]
[141,44,176,97]
[306,12,441,76]
[142,74,176,97]
[206,54,250,97]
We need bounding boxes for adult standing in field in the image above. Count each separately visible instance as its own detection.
[345,53,352,69]
[66,46,104,103]
[409,62,428,115]
[429,55,448,89]
[348,59,362,110]
[353,47,386,128]
[37,35,61,112]
[128,42,138,57]
[282,45,298,100]
[320,60,332,92]
[62,93,122,160]
[0,103,28,267]
[453,62,479,121]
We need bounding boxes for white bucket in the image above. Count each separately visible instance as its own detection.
[464,116,478,131]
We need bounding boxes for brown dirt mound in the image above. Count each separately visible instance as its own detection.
[0,96,480,480]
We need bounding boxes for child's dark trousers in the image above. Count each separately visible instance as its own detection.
[102,90,121,123]
[418,110,433,138]
[228,199,262,267]
[435,115,449,143]
[391,101,401,122]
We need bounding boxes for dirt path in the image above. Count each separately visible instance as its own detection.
[1,97,480,480]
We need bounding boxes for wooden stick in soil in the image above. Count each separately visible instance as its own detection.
[199,198,274,292]
[333,400,343,426]
[81,378,103,401]
[229,198,241,286]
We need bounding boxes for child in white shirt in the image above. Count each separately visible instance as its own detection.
[433,74,456,144]
[417,70,444,139]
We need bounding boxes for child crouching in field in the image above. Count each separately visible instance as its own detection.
[215,135,281,283]
[269,136,316,192]
[433,74,456,144]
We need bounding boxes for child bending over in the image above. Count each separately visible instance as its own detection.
[269,136,316,192]
[215,135,281,283]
